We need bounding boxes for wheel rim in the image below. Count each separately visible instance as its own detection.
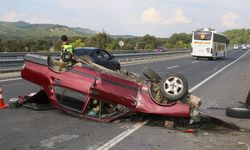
[163,76,184,96]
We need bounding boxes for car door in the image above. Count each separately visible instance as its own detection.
[50,66,97,114]
[95,49,116,70]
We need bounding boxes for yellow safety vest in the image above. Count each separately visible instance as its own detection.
[62,44,74,55]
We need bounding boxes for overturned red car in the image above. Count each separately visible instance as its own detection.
[20,54,200,122]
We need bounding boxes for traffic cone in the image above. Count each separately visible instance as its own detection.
[0,85,8,109]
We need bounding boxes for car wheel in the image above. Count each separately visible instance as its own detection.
[143,67,161,82]
[226,107,250,118]
[160,73,188,101]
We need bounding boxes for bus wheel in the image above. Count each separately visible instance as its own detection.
[160,73,188,101]
[215,52,218,60]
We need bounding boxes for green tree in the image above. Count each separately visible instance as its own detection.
[2,39,23,52]
[23,39,37,52]
[36,39,53,51]
[224,29,250,44]
[0,36,2,52]
[124,42,135,50]
[174,40,186,48]
[95,32,112,49]
[70,39,85,48]
[52,39,62,52]
[106,39,119,50]
[138,34,157,50]
[165,42,174,48]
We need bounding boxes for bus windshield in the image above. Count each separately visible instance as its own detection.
[194,31,212,41]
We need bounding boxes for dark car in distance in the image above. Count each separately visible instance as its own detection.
[154,47,166,52]
[73,47,121,71]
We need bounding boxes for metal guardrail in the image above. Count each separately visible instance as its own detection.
[0,50,191,73]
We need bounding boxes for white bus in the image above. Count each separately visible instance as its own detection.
[191,28,229,60]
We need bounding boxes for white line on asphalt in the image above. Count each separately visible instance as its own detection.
[96,50,249,150]
[96,121,148,150]
[191,61,199,64]
[189,50,249,92]
[167,65,179,69]
[0,78,22,82]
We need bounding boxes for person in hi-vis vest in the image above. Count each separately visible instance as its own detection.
[48,35,74,71]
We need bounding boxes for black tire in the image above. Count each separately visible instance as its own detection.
[223,52,226,58]
[226,107,250,118]
[143,67,161,82]
[61,51,73,62]
[160,73,188,101]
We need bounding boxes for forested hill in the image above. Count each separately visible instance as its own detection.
[0,21,97,39]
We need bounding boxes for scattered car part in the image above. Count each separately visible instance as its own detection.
[183,129,196,133]
[199,110,240,130]
[22,90,53,110]
[143,66,161,83]
[8,98,20,109]
[11,91,53,110]
[160,73,188,101]
[164,120,175,128]
[226,107,250,118]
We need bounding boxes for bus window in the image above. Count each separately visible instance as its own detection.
[194,32,212,40]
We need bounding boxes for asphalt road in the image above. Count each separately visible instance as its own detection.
[0,50,250,150]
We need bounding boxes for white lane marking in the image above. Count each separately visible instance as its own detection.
[191,61,199,64]
[96,50,249,150]
[0,78,22,82]
[167,65,179,69]
[96,121,148,150]
[189,50,249,92]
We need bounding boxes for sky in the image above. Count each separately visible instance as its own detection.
[0,0,250,37]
